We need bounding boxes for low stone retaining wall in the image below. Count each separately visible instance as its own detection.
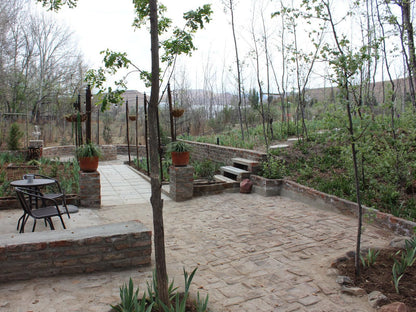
[43,145,118,161]
[0,221,152,283]
[43,145,75,158]
[251,175,416,236]
[183,140,267,165]
[116,144,147,158]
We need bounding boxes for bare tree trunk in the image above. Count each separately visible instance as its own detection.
[401,0,416,110]
[250,11,268,150]
[149,0,168,307]
[228,0,244,141]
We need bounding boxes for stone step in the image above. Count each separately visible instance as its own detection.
[214,174,237,184]
[220,166,251,181]
[231,157,260,173]
[270,144,289,149]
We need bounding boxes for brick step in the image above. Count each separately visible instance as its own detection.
[220,166,251,181]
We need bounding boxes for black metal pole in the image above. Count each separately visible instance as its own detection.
[144,93,149,176]
[126,100,131,165]
[86,85,92,144]
[136,95,139,164]
[156,101,163,182]
[168,83,175,141]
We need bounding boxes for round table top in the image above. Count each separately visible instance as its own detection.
[11,178,55,187]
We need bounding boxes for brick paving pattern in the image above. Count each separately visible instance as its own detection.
[0,161,396,312]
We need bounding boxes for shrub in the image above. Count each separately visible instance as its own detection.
[261,155,287,179]
[193,160,220,181]
[7,123,23,150]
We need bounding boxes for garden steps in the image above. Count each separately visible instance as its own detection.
[220,165,251,182]
[231,157,260,173]
[270,144,289,150]
[214,174,238,184]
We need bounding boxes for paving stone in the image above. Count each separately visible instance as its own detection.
[0,160,396,311]
[298,294,321,306]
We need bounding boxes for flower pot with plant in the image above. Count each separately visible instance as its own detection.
[76,143,102,172]
[167,141,191,167]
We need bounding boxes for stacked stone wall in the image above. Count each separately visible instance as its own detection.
[0,221,151,282]
[116,145,146,157]
[182,140,267,165]
[43,145,75,158]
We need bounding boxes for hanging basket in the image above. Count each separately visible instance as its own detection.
[128,115,137,121]
[65,113,87,122]
[171,108,185,118]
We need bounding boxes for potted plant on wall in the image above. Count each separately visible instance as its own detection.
[76,142,102,172]
[167,140,191,167]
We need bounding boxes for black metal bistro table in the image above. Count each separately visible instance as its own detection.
[11,178,56,188]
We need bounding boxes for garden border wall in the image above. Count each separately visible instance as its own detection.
[251,175,416,236]
[182,140,267,165]
[0,221,151,283]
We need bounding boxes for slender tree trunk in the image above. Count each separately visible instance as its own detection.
[149,0,168,307]
[401,0,416,110]
[325,0,363,277]
[228,0,244,141]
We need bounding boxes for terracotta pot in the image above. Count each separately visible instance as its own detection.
[171,151,190,167]
[78,156,99,172]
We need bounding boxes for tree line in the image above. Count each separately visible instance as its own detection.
[0,0,87,123]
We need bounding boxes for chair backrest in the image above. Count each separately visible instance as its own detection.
[15,187,36,217]
[34,174,63,193]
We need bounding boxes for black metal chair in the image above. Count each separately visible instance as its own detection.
[34,174,70,218]
[15,187,67,233]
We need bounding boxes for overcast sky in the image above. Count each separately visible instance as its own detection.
[37,0,254,93]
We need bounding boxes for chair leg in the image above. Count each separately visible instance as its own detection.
[17,213,26,230]
[20,215,29,233]
[62,198,70,219]
[46,217,55,230]
[32,220,37,232]
[58,214,66,229]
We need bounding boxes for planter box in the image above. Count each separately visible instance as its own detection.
[250,175,283,196]
[193,180,227,197]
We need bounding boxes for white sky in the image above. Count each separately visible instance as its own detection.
[37,0,249,93]
[33,0,407,96]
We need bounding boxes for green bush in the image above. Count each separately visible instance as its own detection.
[193,160,220,181]
[261,155,287,179]
[7,123,23,150]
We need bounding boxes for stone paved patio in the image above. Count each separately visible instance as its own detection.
[0,161,397,312]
